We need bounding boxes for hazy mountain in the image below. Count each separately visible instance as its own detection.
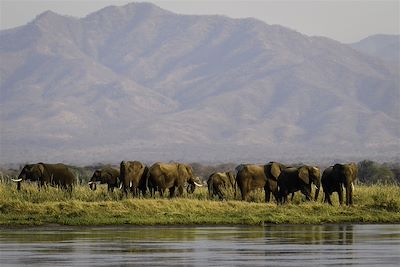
[350,34,400,63]
[0,2,399,164]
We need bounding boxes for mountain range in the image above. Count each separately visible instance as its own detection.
[0,2,399,165]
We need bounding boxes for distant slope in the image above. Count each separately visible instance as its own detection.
[350,34,400,63]
[0,3,398,164]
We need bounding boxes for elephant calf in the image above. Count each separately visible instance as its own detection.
[207,171,236,200]
[88,167,120,192]
[277,165,321,204]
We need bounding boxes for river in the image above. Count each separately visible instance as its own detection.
[0,224,399,266]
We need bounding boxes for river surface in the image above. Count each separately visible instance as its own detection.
[0,224,399,266]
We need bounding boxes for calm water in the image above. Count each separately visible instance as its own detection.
[0,224,399,266]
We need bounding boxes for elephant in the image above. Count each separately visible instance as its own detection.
[207,171,236,200]
[277,165,321,204]
[148,162,203,198]
[119,161,148,197]
[235,162,287,202]
[12,163,76,191]
[88,167,120,192]
[322,163,358,206]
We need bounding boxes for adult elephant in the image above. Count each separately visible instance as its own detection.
[322,163,358,206]
[88,167,120,192]
[148,162,203,198]
[120,161,148,197]
[207,171,236,200]
[12,163,76,191]
[235,162,287,202]
[277,165,321,204]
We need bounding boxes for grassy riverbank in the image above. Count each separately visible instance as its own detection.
[0,183,399,226]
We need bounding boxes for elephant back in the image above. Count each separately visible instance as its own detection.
[41,163,76,186]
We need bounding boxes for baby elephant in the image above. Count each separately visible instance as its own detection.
[207,172,236,200]
[88,167,120,192]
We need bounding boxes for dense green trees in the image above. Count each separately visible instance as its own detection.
[357,160,398,185]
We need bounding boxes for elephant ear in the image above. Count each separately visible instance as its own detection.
[298,167,310,184]
[270,162,282,179]
[226,172,235,188]
[178,164,189,178]
[36,163,46,178]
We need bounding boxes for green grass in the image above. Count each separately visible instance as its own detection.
[0,182,399,226]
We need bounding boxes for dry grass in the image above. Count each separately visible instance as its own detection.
[0,182,399,226]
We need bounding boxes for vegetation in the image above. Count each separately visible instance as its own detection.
[0,181,399,226]
[0,160,399,226]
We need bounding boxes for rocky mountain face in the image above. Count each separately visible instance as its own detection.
[350,34,399,63]
[0,3,398,164]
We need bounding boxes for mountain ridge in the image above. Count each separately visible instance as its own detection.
[0,2,398,164]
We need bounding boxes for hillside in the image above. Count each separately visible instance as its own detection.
[0,2,398,164]
[350,34,400,63]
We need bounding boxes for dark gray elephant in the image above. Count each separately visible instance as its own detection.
[235,162,287,202]
[120,161,148,197]
[148,162,203,198]
[322,163,358,206]
[12,163,76,191]
[88,167,120,192]
[277,165,321,204]
[207,171,236,200]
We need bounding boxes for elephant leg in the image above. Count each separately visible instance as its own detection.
[290,193,295,201]
[346,183,353,206]
[216,187,224,200]
[283,193,288,204]
[301,187,311,201]
[265,188,271,203]
[240,187,247,201]
[169,187,176,198]
[177,186,184,197]
[326,193,333,205]
[338,187,344,205]
[123,186,129,197]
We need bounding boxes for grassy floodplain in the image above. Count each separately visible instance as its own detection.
[0,182,399,226]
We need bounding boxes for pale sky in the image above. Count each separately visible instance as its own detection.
[0,0,399,43]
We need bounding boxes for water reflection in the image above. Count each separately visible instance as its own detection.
[1,224,399,266]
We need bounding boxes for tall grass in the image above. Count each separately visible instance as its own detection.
[0,182,399,226]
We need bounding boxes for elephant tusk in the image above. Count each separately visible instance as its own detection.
[88,181,94,185]
[194,181,203,187]
[119,183,123,189]
[11,178,22,182]
[351,182,355,191]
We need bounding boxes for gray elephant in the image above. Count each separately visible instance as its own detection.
[120,161,148,197]
[148,162,203,198]
[322,163,358,205]
[235,162,287,202]
[12,163,76,191]
[88,167,120,192]
[277,165,321,204]
[207,171,236,200]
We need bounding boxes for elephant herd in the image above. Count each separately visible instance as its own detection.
[11,161,358,205]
